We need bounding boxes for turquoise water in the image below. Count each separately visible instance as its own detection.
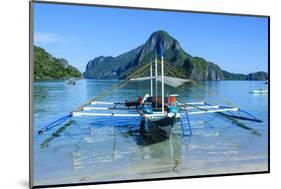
[33,80,268,185]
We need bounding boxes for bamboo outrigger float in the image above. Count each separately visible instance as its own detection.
[38,55,262,139]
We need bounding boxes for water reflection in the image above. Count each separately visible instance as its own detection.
[40,120,75,149]
[34,80,268,185]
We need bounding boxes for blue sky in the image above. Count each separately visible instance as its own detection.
[34,2,268,74]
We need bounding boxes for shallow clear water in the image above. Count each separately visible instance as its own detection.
[33,80,268,185]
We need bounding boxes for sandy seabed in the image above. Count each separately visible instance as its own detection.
[34,160,268,186]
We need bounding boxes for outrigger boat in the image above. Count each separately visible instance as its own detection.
[250,89,268,94]
[66,78,76,85]
[38,55,263,139]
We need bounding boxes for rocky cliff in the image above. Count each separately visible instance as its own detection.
[246,71,268,80]
[83,30,224,80]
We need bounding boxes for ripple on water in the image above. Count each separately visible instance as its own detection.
[33,80,268,185]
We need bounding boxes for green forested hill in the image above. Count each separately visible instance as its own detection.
[83,30,225,80]
[222,70,246,80]
[34,46,82,80]
[84,31,267,81]
[246,71,268,80]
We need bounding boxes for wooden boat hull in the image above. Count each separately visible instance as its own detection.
[140,115,176,139]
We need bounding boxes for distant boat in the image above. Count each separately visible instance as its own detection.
[264,80,268,84]
[66,78,76,85]
[250,89,268,94]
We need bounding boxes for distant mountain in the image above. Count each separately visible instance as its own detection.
[222,70,247,80]
[34,46,82,80]
[83,30,267,81]
[246,71,268,81]
[84,30,224,80]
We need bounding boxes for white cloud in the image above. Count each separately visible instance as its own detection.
[34,32,64,44]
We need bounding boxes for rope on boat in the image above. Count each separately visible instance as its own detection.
[38,61,153,135]
[37,59,259,135]
[161,62,206,102]
[73,62,152,112]
[163,62,180,78]
[164,62,186,78]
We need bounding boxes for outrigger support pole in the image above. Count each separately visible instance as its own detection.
[155,54,158,108]
[205,103,263,123]
[150,63,153,96]
[161,56,164,114]
[38,113,72,134]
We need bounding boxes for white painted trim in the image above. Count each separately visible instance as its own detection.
[83,107,109,110]
[90,101,114,105]
[72,112,140,117]
[178,102,205,105]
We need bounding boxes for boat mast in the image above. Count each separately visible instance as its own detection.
[155,54,158,108]
[161,55,164,114]
[150,63,153,96]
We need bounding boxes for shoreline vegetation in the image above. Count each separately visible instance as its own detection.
[34,31,268,82]
[34,46,82,81]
